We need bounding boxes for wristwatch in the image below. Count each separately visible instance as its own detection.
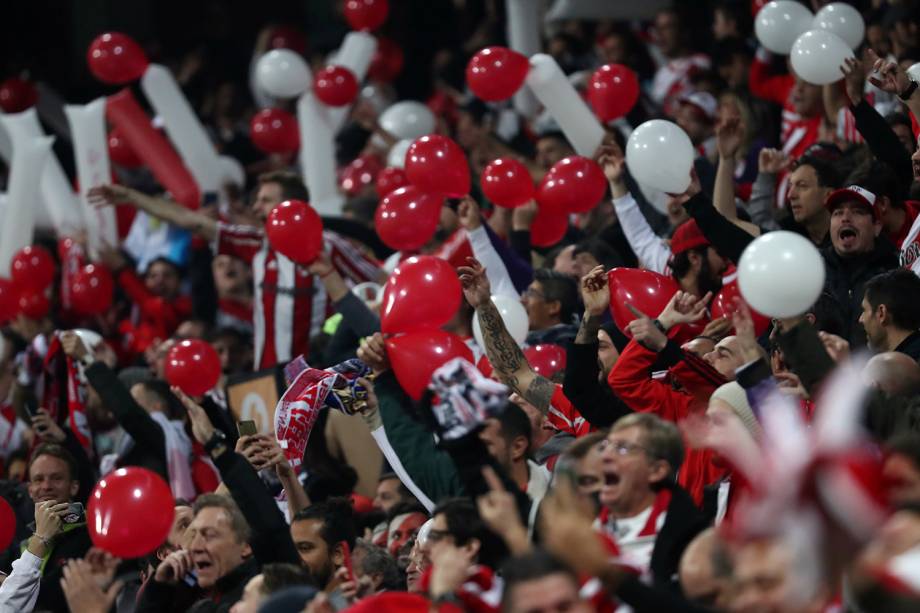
[204,430,227,456]
[899,79,918,101]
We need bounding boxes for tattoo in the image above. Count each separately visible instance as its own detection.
[575,313,602,345]
[525,376,555,413]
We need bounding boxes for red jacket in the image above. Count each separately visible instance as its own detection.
[607,339,725,505]
[117,268,192,358]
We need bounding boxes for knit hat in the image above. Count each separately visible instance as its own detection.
[709,382,761,439]
[600,321,630,353]
[670,219,710,257]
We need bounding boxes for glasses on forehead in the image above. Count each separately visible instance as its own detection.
[598,438,652,457]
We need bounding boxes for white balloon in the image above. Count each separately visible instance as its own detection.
[625,120,695,195]
[387,139,412,169]
[790,29,854,86]
[813,3,865,50]
[473,295,529,349]
[256,50,312,99]
[378,101,436,141]
[908,62,920,83]
[73,328,103,350]
[738,231,825,318]
[754,1,814,55]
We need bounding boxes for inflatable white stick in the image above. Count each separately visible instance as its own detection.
[507,0,543,118]
[525,54,605,157]
[142,64,223,194]
[1,109,83,233]
[64,99,118,257]
[0,136,52,276]
[297,92,345,216]
[327,32,378,132]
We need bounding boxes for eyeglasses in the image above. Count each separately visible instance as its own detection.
[598,439,651,457]
[523,287,546,300]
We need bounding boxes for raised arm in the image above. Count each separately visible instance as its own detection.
[88,184,217,242]
[459,258,554,412]
[714,112,762,236]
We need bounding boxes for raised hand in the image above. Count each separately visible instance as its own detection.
[840,56,866,105]
[457,196,483,231]
[154,549,193,584]
[580,265,610,317]
[596,141,626,186]
[357,333,391,376]
[87,184,135,209]
[457,257,492,309]
[32,409,66,444]
[818,331,851,363]
[625,303,668,352]
[172,386,215,444]
[866,48,912,96]
[61,558,125,613]
[731,298,765,364]
[476,467,528,553]
[59,330,89,360]
[716,112,743,159]
[758,148,789,175]
[657,290,712,331]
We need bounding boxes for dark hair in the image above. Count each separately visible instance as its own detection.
[807,292,846,336]
[535,129,571,146]
[193,493,252,543]
[865,269,920,332]
[496,403,533,457]
[713,1,752,37]
[146,256,183,277]
[354,539,403,590]
[712,37,753,68]
[378,472,414,503]
[261,563,316,594]
[258,171,310,202]
[500,550,578,612]
[793,154,842,189]
[533,269,579,324]
[847,159,906,207]
[137,379,186,420]
[29,444,78,482]
[612,413,684,485]
[293,497,357,551]
[669,247,722,297]
[573,238,624,271]
[886,111,914,132]
[431,498,507,569]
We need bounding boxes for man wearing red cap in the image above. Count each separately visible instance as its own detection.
[669,219,728,299]
[823,184,900,346]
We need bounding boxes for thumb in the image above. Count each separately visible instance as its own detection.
[105,580,125,603]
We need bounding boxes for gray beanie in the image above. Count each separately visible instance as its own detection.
[709,382,762,439]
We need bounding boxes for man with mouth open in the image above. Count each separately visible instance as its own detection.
[822,185,900,346]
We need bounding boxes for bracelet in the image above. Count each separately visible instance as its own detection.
[899,80,918,101]
[652,319,668,334]
[31,533,52,548]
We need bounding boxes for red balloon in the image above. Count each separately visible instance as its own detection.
[108,128,143,168]
[386,330,474,399]
[314,66,359,107]
[381,255,462,335]
[607,268,679,335]
[711,281,771,337]
[481,158,534,208]
[0,497,15,551]
[376,167,410,197]
[466,47,530,102]
[531,208,568,248]
[250,108,300,155]
[524,344,567,378]
[344,0,389,31]
[587,64,640,122]
[17,290,49,320]
[405,135,470,197]
[0,279,16,324]
[536,156,607,215]
[87,32,149,85]
[375,186,443,251]
[340,154,384,196]
[0,78,38,113]
[11,245,55,291]
[368,37,404,82]
[165,339,221,396]
[268,26,308,55]
[71,264,114,316]
[88,467,174,558]
[265,200,324,264]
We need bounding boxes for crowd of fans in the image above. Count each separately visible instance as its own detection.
[3,0,920,611]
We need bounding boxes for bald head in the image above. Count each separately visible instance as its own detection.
[679,528,731,607]
[864,352,920,397]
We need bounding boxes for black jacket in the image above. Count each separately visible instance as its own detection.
[895,331,920,362]
[562,342,633,429]
[649,485,709,592]
[31,522,93,612]
[137,557,260,613]
[821,240,900,347]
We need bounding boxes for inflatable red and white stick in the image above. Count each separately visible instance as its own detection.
[2,109,84,233]
[298,92,345,216]
[0,134,51,276]
[64,99,118,257]
[327,32,377,132]
[506,0,541,118]
[141,64,224,194]
[106,89,201,209]
[525,54,605,157]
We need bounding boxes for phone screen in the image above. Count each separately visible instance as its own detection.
[237,420,258,437]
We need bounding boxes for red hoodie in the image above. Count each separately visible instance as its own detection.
[607,339,726,505]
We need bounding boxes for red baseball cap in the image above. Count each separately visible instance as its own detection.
[670,219,710,257]
[825,185,880,221]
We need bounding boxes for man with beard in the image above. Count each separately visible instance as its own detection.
[289,497,357,594]
[89,172,382,370]
[859,269,920,359]
[822,185,901,346]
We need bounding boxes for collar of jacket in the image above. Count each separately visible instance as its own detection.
[822,236,900,269]
[207,557,259,602]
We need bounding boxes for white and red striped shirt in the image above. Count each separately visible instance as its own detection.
[215,222,381,369]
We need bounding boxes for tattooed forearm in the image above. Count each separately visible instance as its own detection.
[575,312,602,345]
[525,376,555,413]
[477,300,528,382]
